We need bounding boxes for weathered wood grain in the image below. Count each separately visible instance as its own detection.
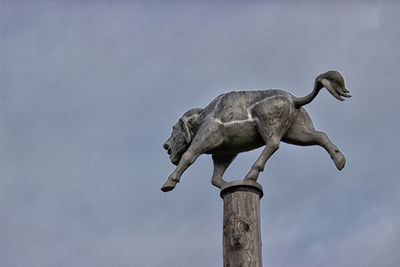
[220,181,264,267]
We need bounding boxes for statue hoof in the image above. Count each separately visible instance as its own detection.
[161,179,177,192]
[334,152,346,170]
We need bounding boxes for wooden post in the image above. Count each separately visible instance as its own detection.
[220,180,264,267]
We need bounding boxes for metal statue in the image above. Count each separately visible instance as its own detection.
[161,70,351,192]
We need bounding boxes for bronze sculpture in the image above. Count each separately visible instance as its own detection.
[161,70,351,192]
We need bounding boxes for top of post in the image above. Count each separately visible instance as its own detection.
[220,180,264,199]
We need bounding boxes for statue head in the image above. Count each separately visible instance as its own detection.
[163,108,203,165]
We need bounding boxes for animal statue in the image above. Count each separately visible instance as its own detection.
[161,70,351,192]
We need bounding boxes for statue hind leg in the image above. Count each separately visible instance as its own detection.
[244,136,280,181]
[283,108,346,170]
[244,98,291,181]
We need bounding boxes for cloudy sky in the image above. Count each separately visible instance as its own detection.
[1,1,400,266]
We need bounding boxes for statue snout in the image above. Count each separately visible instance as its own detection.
[163,142,172,155]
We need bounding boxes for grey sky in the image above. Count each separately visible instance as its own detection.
[1,1,400,267]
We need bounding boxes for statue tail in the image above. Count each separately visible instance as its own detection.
[293,70,351,109]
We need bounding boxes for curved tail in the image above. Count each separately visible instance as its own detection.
[294,70,352,108]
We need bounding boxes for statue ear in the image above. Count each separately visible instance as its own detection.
[180,118,192,144]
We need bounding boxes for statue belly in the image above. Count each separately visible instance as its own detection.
[221,120,265,153]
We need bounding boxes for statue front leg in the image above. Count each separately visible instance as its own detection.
[211,154,237,188]
[161,150,199,192]
[161,121,224,192]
